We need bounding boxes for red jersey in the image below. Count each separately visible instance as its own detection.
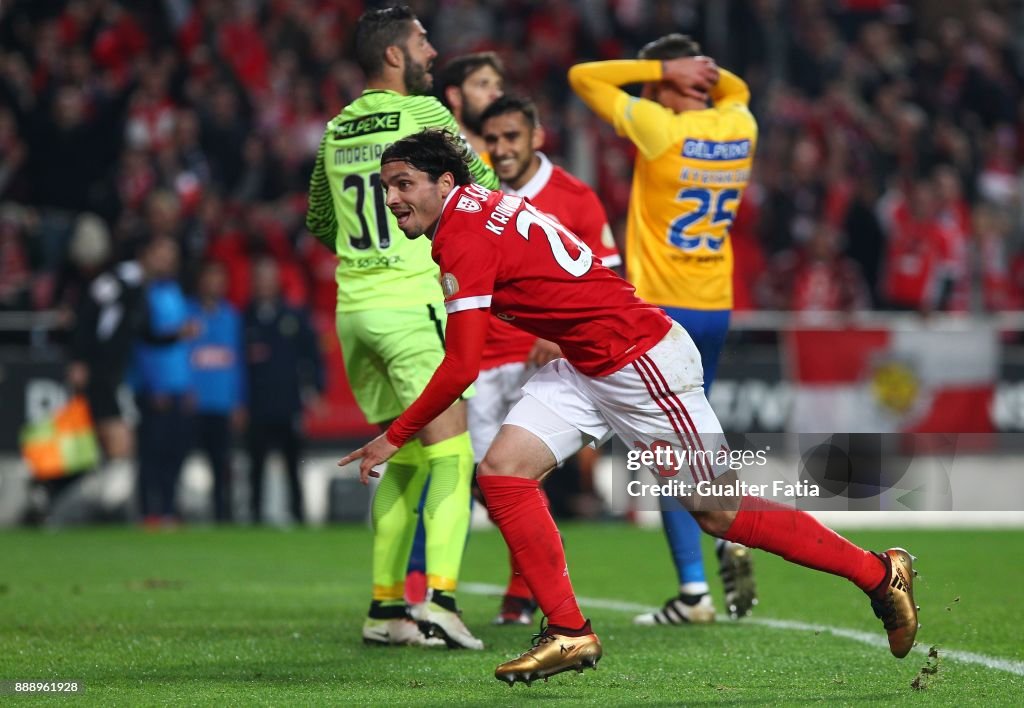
[883,202,952,310]
[435,183,669,378]
[481,155,621,369]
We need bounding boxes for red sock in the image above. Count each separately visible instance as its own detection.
[723,496,886,592]
[505,551,534,600]
[478,475,584,629]
[487,482,547,602]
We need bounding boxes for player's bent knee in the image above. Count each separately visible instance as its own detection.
[477,424,557,480]
[476,455,513,478]
[476,452,548,480]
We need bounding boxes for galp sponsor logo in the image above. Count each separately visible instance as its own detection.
[681,139,751,161]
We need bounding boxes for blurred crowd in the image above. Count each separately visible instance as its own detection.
[1,0,1024,323]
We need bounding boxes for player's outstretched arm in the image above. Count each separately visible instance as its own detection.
[568,60,663,124]
[338,308,490,483]
[570,60,685,160]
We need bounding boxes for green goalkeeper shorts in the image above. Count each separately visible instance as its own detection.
[337,304,474,425]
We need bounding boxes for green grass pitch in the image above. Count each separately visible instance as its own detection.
[1,524,1022,705]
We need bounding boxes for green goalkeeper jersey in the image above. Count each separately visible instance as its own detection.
[306,90,498,312]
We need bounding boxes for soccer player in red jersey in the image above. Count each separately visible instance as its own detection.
[475,94,621,625]
[340,128,919,685]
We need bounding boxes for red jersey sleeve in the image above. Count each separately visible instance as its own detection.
[385,308,490,447]
[433,207,501,315]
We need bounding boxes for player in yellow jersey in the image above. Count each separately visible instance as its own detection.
[570,35,759,624]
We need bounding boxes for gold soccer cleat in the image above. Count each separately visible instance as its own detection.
[494,621,602,686]
[717,540,758,619]
[869,548,919,658]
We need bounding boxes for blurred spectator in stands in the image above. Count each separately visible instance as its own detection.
[132,236,194,528]
[243,205,308,306]
[26,78,129,218]
[282,78,328,170]
[758,221,870,313]
[759,136,826,253]
[787,12,845,99]
[1010,246,1024,314]
[243,257,323,525]
[841,172,885,301]
[932,164,971,310]
[116,147,158,215]
[165,108,212,214]
[1,0,1023,327]
[125,54,177,153]
[232,134,287,204]
[972,203,1017,312]
[976,125,1021,209]
[199,82,249,192]
[0,107,28,201]
[880,178,959,312]
[433,0,496,57]
[0,203,34,310]
[321,59,365,117]
[117,189,185,280]
[299,231,339,319]
[187,260,244,524]
[199,195,251,310]
[216,0,270,96]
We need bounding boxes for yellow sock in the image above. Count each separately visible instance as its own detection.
[370,440,426,600]
[421,432,474,592]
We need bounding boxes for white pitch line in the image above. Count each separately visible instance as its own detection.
[461,582,1024,677]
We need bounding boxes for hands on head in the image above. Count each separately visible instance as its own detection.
[661,56,720,102]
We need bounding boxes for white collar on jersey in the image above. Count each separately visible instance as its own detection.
[502,152,553,200]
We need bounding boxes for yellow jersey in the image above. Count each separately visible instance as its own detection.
[569,61,757,309]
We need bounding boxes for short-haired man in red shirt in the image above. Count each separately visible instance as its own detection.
[340,127,918,686]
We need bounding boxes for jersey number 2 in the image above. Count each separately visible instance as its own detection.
[344,172,390,250]
[668,188,738,251]
[516,203,593,277]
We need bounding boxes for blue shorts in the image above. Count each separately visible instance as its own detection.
[658,307,730,395]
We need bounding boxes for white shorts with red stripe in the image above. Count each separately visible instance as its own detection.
[503,323,728,483]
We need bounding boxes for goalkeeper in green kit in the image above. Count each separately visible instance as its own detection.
[306,6,497,649]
